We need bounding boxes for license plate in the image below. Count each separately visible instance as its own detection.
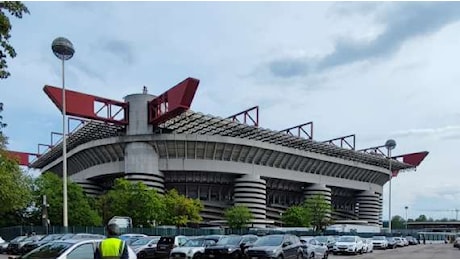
[209,254,214,258]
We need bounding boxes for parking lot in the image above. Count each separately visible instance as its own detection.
[330,243,460,259]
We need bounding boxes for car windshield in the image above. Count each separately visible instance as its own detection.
[183,239,206,247]
[372,236,385,240]
[315,236,327,243]
[254,236,283,247]
[338,237,355,242]
[20,242,73,259]
[217,236,241,246]
[132,238,158,246]
[11,236,27,243]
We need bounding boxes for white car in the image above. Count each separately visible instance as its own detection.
[170,237,217,259]
[363,238,373,253]
[20,239,137,259]
[371,236,388,250]
[393,237,405,247]
[332,236,364,255]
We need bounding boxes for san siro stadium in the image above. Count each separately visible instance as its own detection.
[27,77,428,228]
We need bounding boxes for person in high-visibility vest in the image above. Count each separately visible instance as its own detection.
[94,223,129,259]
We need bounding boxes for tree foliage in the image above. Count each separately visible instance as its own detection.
[303,195,332,233]
[415,214,428,222]
[98,178,164,227]
[0,149,33,216]
[224,205,253,229]
[281,206,310,227]
[0,1,29,79]
[33,173,101,226]
[391,215,406,229]
[162,189,203,227]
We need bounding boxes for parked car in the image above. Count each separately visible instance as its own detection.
[393,237,405,247]
[332,236,364,255]
[20,239,137,259]
[314,236,336,253]
[204,235,258,258]
[371,236,388,250]
[401,237,409,246]
[9,235,43,255]
[170,237,218,259]
[21,234,64,254]
[386,237,397,249]
[363,238,373,253]
[453,237,460,248]
[405,236,418,245]
[120,234,147,245]
[5,236,27,255]
[246,234,303,259]
[131,236,161,259]
[155,235,188,258]
[0,237,8,254]
[299,237,328,259]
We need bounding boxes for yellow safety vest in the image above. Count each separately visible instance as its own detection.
[100,238,125,259]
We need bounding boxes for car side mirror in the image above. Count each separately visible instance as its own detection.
[282,242,289,248]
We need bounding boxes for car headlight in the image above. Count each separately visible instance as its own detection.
[348,245,355,248]
[228,248,233,252]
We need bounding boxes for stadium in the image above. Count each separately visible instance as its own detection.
[21,77,428,228]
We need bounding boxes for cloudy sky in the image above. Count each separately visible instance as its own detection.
[3,2,460,221]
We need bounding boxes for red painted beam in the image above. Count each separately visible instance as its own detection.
[5,151,39,166]
[148,77,199,125]
[43,86,128,125]
[393,151,429,167]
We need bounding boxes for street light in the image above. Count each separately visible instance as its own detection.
[52,37,75,231]
[405,206,409,230]
[385,139,396,234]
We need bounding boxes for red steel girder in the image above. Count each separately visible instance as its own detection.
[5,151,39,166]
[226,106,259,127]
[43,86,128,125]
[148,77,199,125]
[323,134,356,150]
[392,151,429,167]
[280,122,313,140]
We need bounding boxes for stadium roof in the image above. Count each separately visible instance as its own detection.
[30,110,416,171]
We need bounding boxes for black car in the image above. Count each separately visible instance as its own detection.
[131,236,161,259]
[246,234,303,259]
[386,237,397,249]
[155,235,188,258]
[204,235,258,258]
[21,234,64,254]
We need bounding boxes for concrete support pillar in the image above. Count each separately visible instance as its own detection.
[234,175,266,226]
[123,93,164,194]
[356,190,380,225]
[303,183,332,217]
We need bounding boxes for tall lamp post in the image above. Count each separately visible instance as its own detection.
[405,206,409,230]
[385,139,396,234]
[52,37,75,231]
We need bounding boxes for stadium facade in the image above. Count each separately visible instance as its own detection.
[29,78,428,228]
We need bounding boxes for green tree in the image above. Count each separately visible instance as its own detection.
[162,189,203,227]
[98,178,164,227]
[281,206,310,227]
[391,215,405,229]
[33,172,101,226]
[303,195,332,233]
[0,148,33,217]
[0,1,29,79]
[224,205,253,229]
[415,214,428,222]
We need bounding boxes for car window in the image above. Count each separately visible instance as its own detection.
[309,239,317,245]
[67,243,95,259]
[21,242,73,259]
[178,237,188,246]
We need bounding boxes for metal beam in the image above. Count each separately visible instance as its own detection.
[226,106,259,127]
[323,134,356,150]
[280,122,313,140]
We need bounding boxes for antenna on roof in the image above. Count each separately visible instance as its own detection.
[143,86,148,94]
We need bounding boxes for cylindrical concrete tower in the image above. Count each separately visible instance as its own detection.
[75,180,103,197]
[124,93,165,194]
[356,190,380,225]
[233,175,266,225]
[303,183,332,217]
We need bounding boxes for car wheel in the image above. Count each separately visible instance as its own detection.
[277,254,284,259]
[323,252,328,259]
[193,253,203,259]
[138,251,147,259]
[231,252,240,259]
[310,252,315,259]
[297,253,303,259]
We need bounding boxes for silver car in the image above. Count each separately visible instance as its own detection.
[20,239,137,259]
[170,237,217,259]
[300,237,328,259]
